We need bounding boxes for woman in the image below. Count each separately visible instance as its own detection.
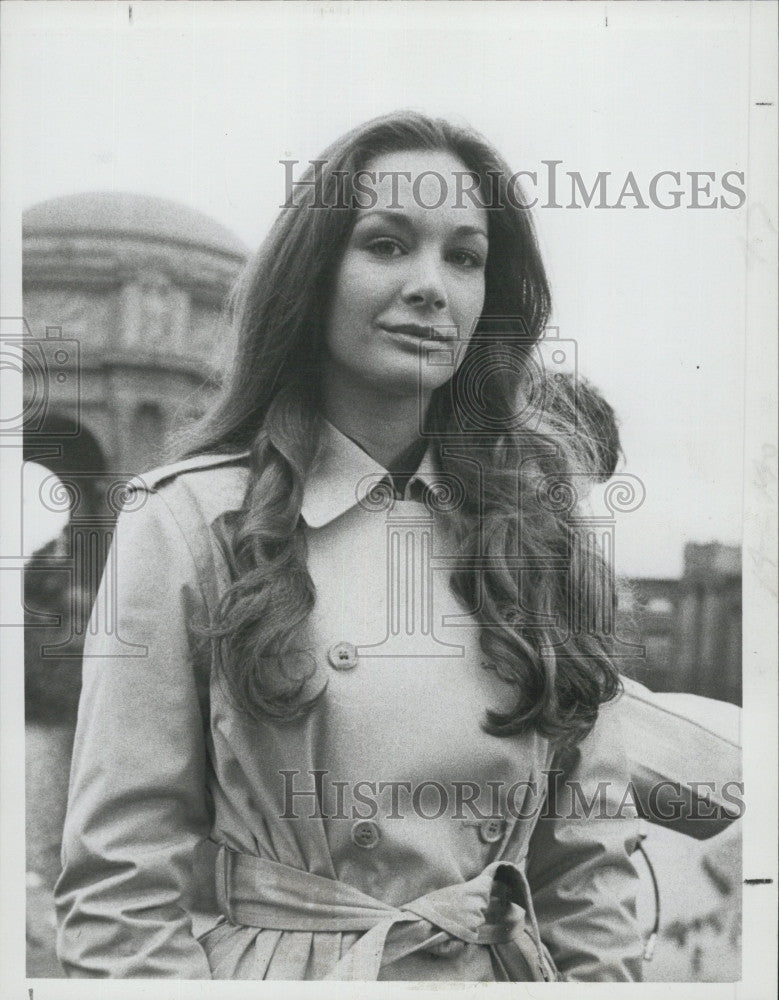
[54,112,730,982]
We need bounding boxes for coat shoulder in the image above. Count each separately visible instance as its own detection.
[124,452,251,525]
[129,452,251,493]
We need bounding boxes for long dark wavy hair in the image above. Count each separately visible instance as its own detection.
[181,110,622,747]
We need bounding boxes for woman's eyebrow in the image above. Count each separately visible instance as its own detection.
[353,209,413,230]
[452,224,489,241]
[353,209,488,241]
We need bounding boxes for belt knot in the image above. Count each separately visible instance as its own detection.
[214,845,556,980]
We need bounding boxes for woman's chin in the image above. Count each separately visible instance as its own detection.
[366,367,451,403]
[326,356,449,403]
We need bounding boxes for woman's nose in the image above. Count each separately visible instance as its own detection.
[401,257,447,311]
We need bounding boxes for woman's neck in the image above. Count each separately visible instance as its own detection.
[321,375,429,471]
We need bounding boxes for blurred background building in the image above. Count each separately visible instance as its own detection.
[624,541,742,706]
[22,190,246,472]
[21,193,742,979]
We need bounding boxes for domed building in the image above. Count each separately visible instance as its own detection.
[22,190,248,706]
[22,191,247,478]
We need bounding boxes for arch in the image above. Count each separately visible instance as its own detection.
[24,415,107,520]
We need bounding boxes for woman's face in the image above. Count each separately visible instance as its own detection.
[323,148,488,402]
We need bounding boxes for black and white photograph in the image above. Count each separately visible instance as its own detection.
[1,2,776,996]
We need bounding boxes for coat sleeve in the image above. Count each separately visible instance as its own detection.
[525,698,644,982]
[619,676,743,838]
[54,487,214,978]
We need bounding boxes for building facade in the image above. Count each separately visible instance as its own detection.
[625,542,742,705]
[22,190,247,478]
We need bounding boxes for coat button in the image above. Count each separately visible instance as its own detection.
[350,820,381,849]
[479,818,504,844]
[327,642,359,671]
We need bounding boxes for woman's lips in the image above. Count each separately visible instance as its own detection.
[381,324,454,342]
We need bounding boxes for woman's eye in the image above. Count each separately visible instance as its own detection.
[448,249,485,270]
[367,238,405,258]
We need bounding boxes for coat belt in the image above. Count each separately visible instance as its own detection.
[214,844,556,980]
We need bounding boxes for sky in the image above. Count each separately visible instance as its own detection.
[1,1,765,577]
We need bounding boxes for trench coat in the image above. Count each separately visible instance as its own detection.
[54,422,741,981]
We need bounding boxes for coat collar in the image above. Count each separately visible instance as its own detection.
[301,420,438,528]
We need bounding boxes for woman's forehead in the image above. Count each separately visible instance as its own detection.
[357,148,488,227]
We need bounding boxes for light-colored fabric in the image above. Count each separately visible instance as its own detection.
[300,422,439,526]
[619,677,742,839]
[54,423,735,981]
[213,845,557,980]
